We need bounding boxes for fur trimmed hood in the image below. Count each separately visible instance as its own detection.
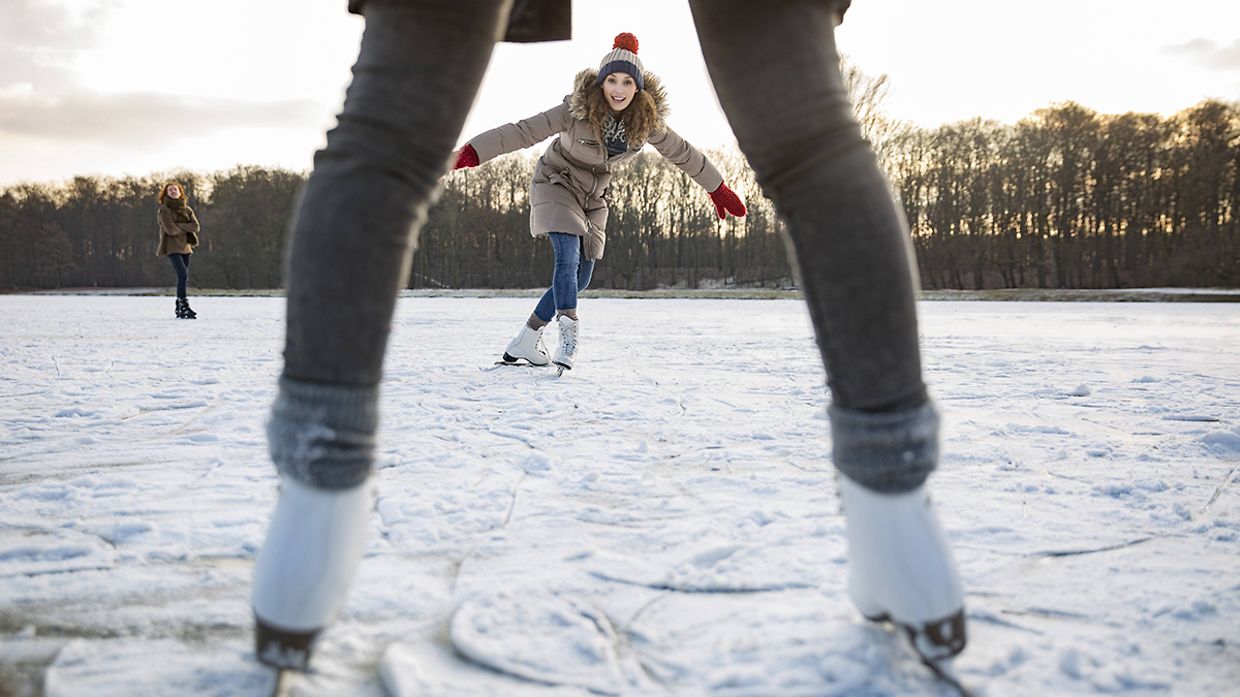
[568,68,669,148]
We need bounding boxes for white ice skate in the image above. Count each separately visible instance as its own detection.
[552,315,578,373]
[837,473,966,663]
[502,324,551,366]
[252,477,373,670]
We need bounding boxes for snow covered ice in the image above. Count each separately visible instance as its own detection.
[1,294,1238,696]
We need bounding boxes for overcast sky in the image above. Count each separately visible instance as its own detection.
[2,0,1237,186]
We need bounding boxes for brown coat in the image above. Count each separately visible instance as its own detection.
[466,69,723,260]
[157,204,200,256]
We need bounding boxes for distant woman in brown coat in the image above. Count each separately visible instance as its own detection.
[453,33,747,373]
[156,181,201,319]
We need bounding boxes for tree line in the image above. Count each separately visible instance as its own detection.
[1,99,1236,292]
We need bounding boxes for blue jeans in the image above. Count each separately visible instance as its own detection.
[533,233,594,322]
[168,253,191,298]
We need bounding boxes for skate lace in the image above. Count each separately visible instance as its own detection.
[559,322,577,356]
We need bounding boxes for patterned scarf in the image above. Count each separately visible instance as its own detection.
[602,116,628,157]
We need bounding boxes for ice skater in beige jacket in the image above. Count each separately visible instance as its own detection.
[453,32,747,372]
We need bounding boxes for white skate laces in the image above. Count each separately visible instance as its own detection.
[836,473,966,663]
[252,477,373,670]
[503,324,551,365]
[553,315,578,370]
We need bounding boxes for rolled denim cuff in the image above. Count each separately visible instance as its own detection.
[266,377,380,490]
[829,401,940,494]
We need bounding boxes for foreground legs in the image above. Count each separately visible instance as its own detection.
[690,0,966,662]
[251,0,511,670]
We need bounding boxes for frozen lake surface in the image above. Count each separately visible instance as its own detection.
[1,295,1238,696]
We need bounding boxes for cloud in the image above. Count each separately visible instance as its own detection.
[1164,38,1240,71]
[0,89,326,146]
[0,0,114,46]
[1,0,118,89]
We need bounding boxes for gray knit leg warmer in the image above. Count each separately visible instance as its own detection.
[266,377,380,491]
[829,401,940,494]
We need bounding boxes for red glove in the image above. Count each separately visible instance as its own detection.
[708,183,747,220]
[453,144,479,170]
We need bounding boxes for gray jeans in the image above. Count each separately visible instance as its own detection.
[270,0,938,494]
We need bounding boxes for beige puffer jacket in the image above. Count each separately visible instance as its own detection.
[466,69,723,260]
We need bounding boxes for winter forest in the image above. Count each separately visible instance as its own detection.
[1,77,1237,292]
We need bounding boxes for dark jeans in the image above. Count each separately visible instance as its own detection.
[168,253,191,298]
[533,233,594,322]
[271,0,936,493]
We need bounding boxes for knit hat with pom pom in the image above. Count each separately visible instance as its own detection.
[594,33,644,91]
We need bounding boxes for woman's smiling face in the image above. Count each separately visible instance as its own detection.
[602,72,637,111]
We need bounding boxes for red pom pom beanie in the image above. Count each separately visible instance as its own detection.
[595,32,645,91]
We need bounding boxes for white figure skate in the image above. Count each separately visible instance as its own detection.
[837,473,966,663]
[552,315,578,375]
[252,477,373,670]
[502,324,551,366]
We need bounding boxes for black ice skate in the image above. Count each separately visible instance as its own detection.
[175,297,197,319]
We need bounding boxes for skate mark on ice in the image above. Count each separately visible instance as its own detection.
[120,399,210,421]
[185,458,228,488]
[668,445,725,459]
[1198,464,1237,517]
[0,458,181,486]
[999,606,1095,622]
[967,608,1044,635]
[588,571,815,594]
[43,638,277,696]
[0,526,116,578]
[781,458,832,474]
[160,397,224,438]
[1162,414,1221,422]
[0,442,99,466]
[583,543,827,595]
[485,428,539,449]
[503,472,526,527]
[1042,466,1091,484]
[573,509,695,529]
[1026,535,1157,559]
[445,589,651,695]
[0,388,52,399]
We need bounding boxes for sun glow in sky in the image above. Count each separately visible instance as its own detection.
[1,0,1237,186]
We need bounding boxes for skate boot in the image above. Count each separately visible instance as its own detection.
[252,477,372,671]
[552,315,578,371]
[502,324,550,365]
[175,297,196,319]
[837,473,966,663]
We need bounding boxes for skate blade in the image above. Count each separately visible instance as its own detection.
[255,615,319,671]
[484,359,549,370]
[860,608,970,694]
[901,609,967,662]
[861,608,966,662]
[902,610,972,696]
